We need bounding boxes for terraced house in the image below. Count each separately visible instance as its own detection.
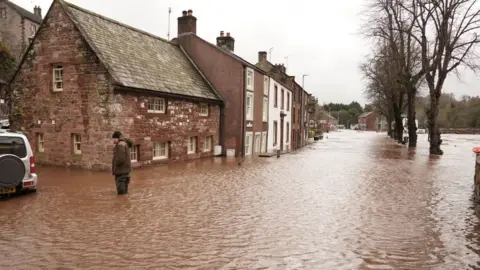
[9,0,222,170]
[175,11,269,157]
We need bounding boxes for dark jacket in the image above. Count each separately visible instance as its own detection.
[112,138,132,175]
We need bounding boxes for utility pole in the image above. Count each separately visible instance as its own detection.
[302,74,308,89]
[284,55,290,68]
[167,7,172,40]
[269,47,274,61]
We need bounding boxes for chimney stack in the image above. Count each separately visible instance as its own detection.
[177,9,197,36]
[258,51,267,63]
[33,5,42,18]
[216,31,235,52]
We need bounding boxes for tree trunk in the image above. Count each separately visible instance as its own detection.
[407,89,417,147]
[393,104,403,142]
[387,113,393,138]
[428,93,443,155]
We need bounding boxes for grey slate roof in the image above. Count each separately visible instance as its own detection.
[4,0,42,24]
[62,1,220,101]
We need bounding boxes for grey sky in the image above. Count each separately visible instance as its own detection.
[11,0,479,105]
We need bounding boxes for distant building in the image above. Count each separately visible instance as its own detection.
[358,111,386,131]
[0,0,42,61]
[10,0,222,170]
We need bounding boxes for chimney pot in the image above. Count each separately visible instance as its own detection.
[187,9,193,16]
[182,10,187,16]
[220,31,224,37]
[178,9,197,36]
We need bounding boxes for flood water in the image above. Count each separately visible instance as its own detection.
[1,131,479,269]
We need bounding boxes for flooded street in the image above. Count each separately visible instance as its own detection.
[1,131,479,269]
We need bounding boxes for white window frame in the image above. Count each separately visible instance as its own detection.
[73,134,81,155]
[246,92,254,121]
[130,145,139,162]
[254,133,261,154]
[188,136,197,154]
[53,65,63,92]
[203,136,212,152]
[153,142,168,160]
[261,131,267,153]
[199,103,209,116]
[147,98,166,113]
[263,76,269,96]
[37,133,44,152]
[262,97,268,122]
[246,68,254,91]
[245,132,253,156]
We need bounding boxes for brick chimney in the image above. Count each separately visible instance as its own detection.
[177,9,196,36]
[216,31,235,52]
[258,51,267,63]
[274,64,286,74]
[33,5,42,18]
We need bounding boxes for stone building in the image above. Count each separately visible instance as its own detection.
[9,0,223,170]
[174,11,268,157]
[0,0,42,61]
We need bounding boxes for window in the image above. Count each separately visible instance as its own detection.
[293,109,296,124]
[274,85,278,108]
[130,145,139,162]
[286,122,290,143]
[246,68,254,90]
[261,132,267,153]
[262,97,268,122]
[30,24,36,36]
[72,134,81,155]
[53,65,63,92]
[0,137,26,158]
[273,121,278,146]
[0,8,6,18]
[188,136,197,154]
[148,98,166,113]
[281,88,284,109]
[153,142,168,160]
[245,132,253,155]
[204,136,212,152]
[246,92,254,121]
[199,103,209,116]
[254,133,261,154]
[287,92,290,111]
[263,77,269,96]
[36,133,44,152]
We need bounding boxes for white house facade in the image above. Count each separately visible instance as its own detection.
[267,77,292,153]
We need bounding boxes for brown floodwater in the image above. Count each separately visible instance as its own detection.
[1,131,479,269]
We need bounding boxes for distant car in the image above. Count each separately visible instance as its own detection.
[0,129,37,196]
[0,119,8,129]
[417,128,426,134]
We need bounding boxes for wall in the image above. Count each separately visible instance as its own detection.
[267,77,292,153]
[115,91,220,167]
[177,34,244,156]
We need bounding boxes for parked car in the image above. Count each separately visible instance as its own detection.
[0,119,8,129]
[0,129,37,196]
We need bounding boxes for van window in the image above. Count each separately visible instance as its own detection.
[0,137,27,158]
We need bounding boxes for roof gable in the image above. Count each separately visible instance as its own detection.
[359,111,374,118]
[60,1,220,101]
[4,0,42,24]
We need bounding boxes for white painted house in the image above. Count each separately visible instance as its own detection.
[267,77,292,153]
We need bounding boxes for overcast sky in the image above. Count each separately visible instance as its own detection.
[10,0,480,105]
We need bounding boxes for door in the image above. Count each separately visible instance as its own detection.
[254,133,261,154]
[280,117,284,151]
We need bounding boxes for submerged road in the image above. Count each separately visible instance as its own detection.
[1,131,479,269]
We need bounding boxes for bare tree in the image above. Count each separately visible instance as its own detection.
[360,43,409,141]
[362,0,427,147]
[400,0,480,155]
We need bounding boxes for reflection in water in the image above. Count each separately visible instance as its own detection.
[0,131,479,269]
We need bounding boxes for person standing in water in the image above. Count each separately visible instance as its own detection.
[112,131,132,195]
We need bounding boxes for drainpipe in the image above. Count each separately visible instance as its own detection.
[241,65,246,157]
[219,103,225,155]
